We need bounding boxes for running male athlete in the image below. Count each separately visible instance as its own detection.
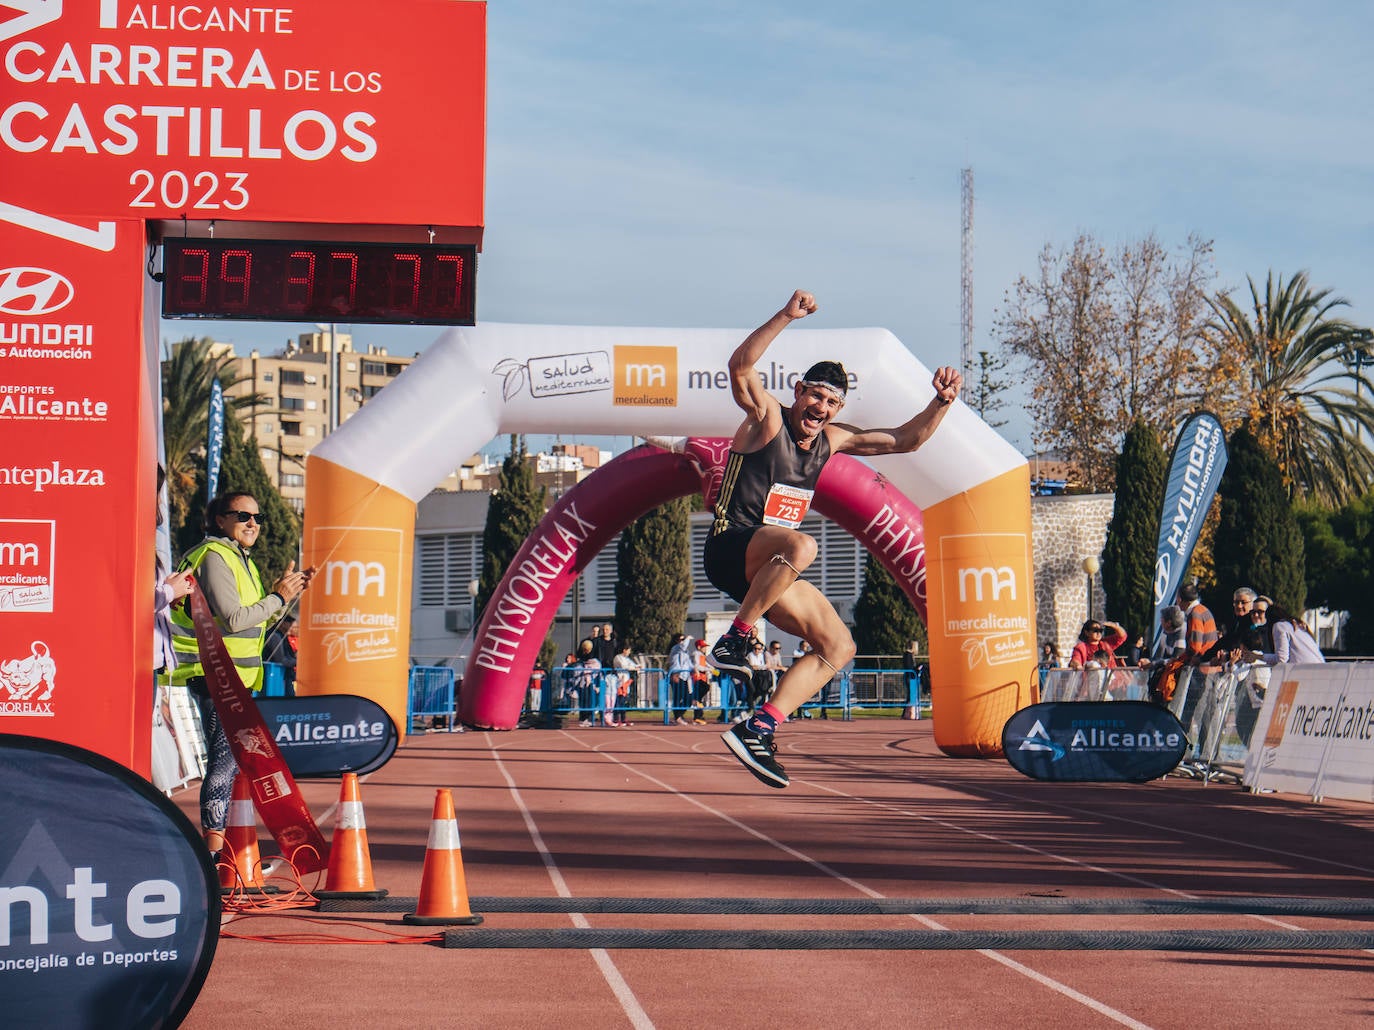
[707,290,962,787]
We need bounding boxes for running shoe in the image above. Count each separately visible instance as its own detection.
[708,633,752,676]
[721,722,789,788]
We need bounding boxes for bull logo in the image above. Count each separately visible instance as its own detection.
[0,639,54,700]
[234,727,273,759]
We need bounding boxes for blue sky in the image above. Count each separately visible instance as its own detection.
[167,1,1374,455]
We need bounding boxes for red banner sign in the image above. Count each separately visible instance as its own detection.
[0,217,153,769]
[188,585,328,872]
[1,0,486,227]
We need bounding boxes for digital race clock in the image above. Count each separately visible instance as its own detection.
[160,237,477,324]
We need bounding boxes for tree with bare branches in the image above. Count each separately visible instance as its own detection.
[994,233,1214,491]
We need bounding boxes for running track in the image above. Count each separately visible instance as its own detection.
[177,720,1374,1029]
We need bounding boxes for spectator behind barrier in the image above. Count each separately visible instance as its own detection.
[1261,603,1325,665]
[1068,620,1127,669]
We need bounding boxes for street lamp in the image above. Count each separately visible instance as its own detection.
[1343,329,1374,449]
[1344,329,1374,401]
[1345,329,1374,390]
[467,578,480,629]
[1082,555,1100,622]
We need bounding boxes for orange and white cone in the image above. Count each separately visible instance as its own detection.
[403,788,482,926]
[315,773,387,901]
[219,772,272,894]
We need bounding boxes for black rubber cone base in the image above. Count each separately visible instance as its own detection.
[403,911,484,926]
[314,888,389,902]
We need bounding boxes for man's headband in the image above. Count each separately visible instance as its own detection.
[799,379,847,401]
[798,360,849,401]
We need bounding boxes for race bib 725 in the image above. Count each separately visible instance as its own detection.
[762,484,814,528]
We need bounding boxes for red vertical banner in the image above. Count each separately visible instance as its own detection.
[0,218,154,773]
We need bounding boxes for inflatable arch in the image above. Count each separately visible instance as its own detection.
[456,436,931,730]
[298,323,1035,756]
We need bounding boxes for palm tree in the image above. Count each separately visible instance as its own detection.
[160,336,266,536]
[1205,271,1374,505]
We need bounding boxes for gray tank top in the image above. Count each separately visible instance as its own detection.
[710,402,831,536]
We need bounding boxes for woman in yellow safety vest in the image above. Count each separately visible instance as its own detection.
[170,490,314,856]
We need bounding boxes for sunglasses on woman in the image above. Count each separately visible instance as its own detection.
[225,510,267,525]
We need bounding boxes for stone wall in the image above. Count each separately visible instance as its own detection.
[1032,493,1116,658]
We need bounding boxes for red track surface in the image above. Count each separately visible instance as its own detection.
[177,719,1374,1029]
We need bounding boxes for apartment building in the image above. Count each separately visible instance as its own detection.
[219,330,433,511]
[211,331,609,508]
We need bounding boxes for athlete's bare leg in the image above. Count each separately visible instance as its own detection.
[732,526,818,629]
[753,579,856,718]
[717,575,853,788]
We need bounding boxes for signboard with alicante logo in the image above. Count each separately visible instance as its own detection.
[0,0,488,774]
[0,218,153,769]
[0,734,220,1028]
[1002,701,1189,783]
[256,695,398,777]
[1,0,486,228]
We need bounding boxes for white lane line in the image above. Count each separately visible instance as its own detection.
[486,734,656,1030]
[568,732,1155,1030]
[955,780,1374,876]
[792,774,1311,930]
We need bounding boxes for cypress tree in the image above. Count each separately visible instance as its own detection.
[1297,492,1373,655]
[852,552,924,661]
[478,436,546,616]
[1101,420,1167,638]
[1213,425,1306,614]
[176,418,299,586]
[616,497,693,654]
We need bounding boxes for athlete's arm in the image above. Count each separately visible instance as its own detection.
[831,366,962,456]
[726,291,817,441]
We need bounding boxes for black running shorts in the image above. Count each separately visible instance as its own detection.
[703,526,760,603]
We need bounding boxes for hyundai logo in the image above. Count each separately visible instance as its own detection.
[0,268,75,316]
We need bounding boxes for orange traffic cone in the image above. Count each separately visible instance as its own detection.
[402,789,482,925]
[315,773,387,901]
[219,773,275,894]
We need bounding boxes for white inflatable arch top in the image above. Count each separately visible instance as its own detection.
[299,323,1036,756]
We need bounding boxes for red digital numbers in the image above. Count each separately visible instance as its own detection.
[176,247,209,305]
[285,250,315,310]
[162,238,477,324]
[393,253,421,309]
[220,249,252,307]
[329,251,359,308]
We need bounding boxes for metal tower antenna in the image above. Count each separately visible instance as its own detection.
[960,166,974,382]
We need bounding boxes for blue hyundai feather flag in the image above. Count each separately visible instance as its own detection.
[206,377,225,503]
[1151,412,1227,645]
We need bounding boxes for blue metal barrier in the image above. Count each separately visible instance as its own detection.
[541,665,669,723]
[409,665,456,731]
[524,661,933,726]
[802,666,925,719]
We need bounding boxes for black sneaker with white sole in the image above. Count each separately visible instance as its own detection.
[721,722,789,788]
[707,633,752,676]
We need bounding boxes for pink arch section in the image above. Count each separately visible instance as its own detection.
[459,438,926,730]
